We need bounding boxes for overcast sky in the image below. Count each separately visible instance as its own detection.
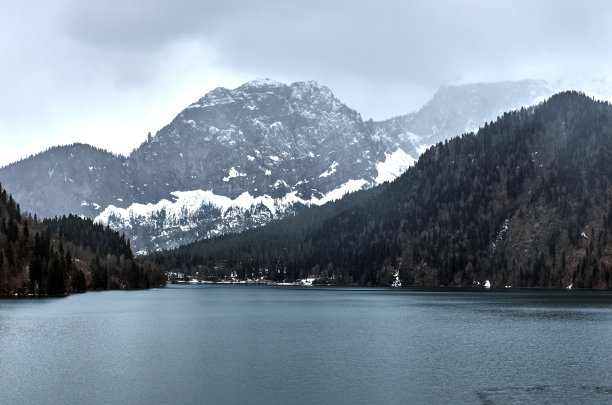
[1,0,611,167]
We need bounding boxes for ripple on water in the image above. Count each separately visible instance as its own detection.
[477,384,612,404]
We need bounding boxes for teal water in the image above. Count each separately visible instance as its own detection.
[1,286,611,404]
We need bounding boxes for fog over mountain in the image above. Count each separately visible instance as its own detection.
[0,79,558,254]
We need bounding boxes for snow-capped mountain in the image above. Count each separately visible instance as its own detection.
[0,79,556,254]
[99,79,414,254]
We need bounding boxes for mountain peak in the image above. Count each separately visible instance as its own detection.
[237,78,287,92]
[191,79,336,109]
[234,78,333,97]
[290,80,333,97]
[290,80,326,89]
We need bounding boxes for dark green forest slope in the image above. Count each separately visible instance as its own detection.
[153,92,612,289]
[0,184,164,296]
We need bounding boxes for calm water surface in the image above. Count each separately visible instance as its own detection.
[1,286,611,404]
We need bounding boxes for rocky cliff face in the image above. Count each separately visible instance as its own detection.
[0,79,554,254]
[127,79,388,203]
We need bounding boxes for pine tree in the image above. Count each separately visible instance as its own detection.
[22,221,29,240]
[5,244,14,267]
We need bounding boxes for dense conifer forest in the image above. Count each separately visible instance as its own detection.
[153,92,612,288]
[0,185,164,296]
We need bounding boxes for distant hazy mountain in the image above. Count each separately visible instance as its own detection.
[0,79,554,254]
[373,80,554,155]
[0,144,128,220]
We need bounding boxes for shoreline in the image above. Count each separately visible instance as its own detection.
[168,280,612,292]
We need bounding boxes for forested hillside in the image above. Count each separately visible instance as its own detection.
[153,92,612,288]
[0,185,164,296]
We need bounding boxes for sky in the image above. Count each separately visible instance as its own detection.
[1,0,611,167]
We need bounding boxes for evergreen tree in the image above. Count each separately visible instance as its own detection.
[22,221,29,240]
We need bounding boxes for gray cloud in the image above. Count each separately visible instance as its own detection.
[56,0,612,86]
[1,0,611,166]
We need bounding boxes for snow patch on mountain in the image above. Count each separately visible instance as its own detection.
[319,161,339,178]
[223,167,247,182]
[273,179,289,189]
[374,149,415,184]
[317,179,368,204]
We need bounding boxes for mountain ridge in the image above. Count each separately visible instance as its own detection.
[0,79,555,254]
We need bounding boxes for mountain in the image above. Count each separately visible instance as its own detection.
[109,79,408,253]
[0,79,554,254]
[0,144,127,220]
[375,80,553,154]
[154,92,612,288]
[0,182,164,297]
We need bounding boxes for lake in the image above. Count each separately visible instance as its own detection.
[1,285,611,404]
